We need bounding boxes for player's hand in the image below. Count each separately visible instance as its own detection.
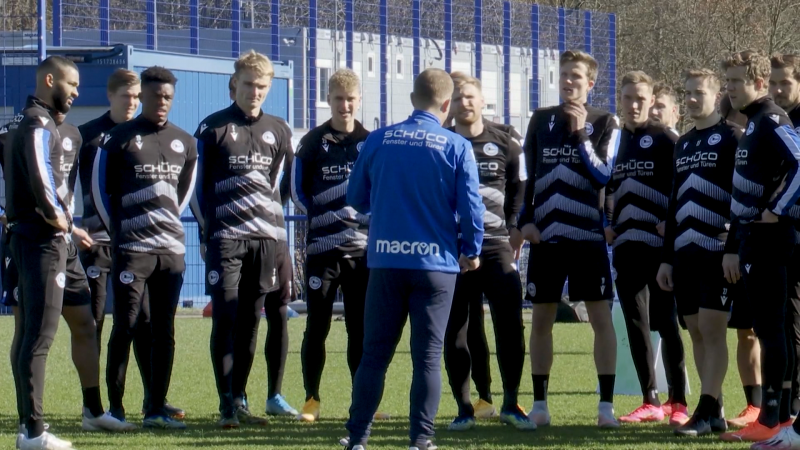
[604,226,617,245]
[509,227,524,260]
[656,263,674,292]
[756,209,779,223]
[458,254,480,273]
[722,253,741,284]
[655,221,666,237]
[520,223,541,244]
[71,227,94,250]
[564,101,588,134]
[200,243,206,262]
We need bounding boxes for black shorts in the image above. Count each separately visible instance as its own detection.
[205,238,279,295]
[525,240,613,303]
[2,240,90,308]
[265,240,292,306]
[672,250,738,318]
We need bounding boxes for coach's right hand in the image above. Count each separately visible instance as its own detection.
[656,263,674,292]
[458,254,480,273]
[722,253,741,284]
[72,228,94,250]
[520,223,541,244]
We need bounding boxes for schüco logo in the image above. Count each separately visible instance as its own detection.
[322,163,354,175]
[383,129,448,144]
[134,163,182,174]
[375,240,441,256]
[615,159,654,171]
[676,151,718,166]
[543,147,578,157]
[229,154,273,165]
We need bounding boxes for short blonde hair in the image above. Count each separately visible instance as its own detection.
[328,68,361,94]
[653,82,678,103]
[234,50,274,80]
[682,68,721,92]
[450,71,482,91]
[721,50,770,82]
[771,53,800,82]
[413,68,454,109]
[621,70,654,89]
[107,69,140,93]
[560,50,599,82]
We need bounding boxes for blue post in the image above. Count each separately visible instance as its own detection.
[345,0,353,68]
[309,0,318,128]
[190,0,199,54]
[503,1,510,124]
[271,0,281,61]
[585,10,592,104]
[37,0,46,60]
[444,0,452,73]
[146,0,155,50]
[100,0,110,46]
[609,13,617,113]
[530,4,539,112]
[232,0,241,58]
[380,0,388,126]
[53,0,62,47]
[557,7,565,54]
[412,0,420,77]
[474,0,482,77]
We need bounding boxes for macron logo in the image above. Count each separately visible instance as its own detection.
[376,240,441,256]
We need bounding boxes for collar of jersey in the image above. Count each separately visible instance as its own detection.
[26,95,57,118]
[230,102,263,123]
[410,110,441,125]
[133,114,170,130]
[741,95,771,118]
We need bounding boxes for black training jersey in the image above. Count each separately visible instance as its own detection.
[663,118,740,263]
[725,97,800,252]
[0,113,24,215]
[519,104,620,243]
[93,116,198,255]
[783,104,800,243]
[78,111,117,243]
[447,124,526,247]
[607,121,677,248]
[291,119,370,257]
[57,121,82,212]
[5,96,71,239]
[487,120,523,144]
[190,104,292,243]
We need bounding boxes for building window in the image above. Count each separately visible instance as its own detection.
[318,66,332,107]
[367,53,375,77]
[549,69,555,87]
[396,55,404,79]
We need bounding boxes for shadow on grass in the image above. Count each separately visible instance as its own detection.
[0,413,726,449]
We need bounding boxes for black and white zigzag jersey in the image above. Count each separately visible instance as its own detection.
[190,104,292,243]
[662,118,739,263]
[78,111,118,243]
[725,97,800,252]
[57,121,82,212]
[291,120,370,257]
[93,116,198,255]
[518,104,620,243]
[782,104,800,243]
[448,123,526,248]
[5,96,72,239]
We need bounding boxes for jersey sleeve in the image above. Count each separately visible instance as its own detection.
[504,136,527,229]
[177,137,199,215]
[0,122,9,214]
[67,133,83,200]
[290,135,315,215]
[190,124,213,236]
[25,120,66,223]
[767,120,800,216]
[92,135,119,233]
[518,111,538,227]
[346,133,375,214]
[455,139,486,257]
[575,115,620,187]
[662,141,681,264]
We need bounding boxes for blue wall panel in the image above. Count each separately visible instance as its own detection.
[2,66,119,112]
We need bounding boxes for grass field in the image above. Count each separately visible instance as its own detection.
[0,313,758,449]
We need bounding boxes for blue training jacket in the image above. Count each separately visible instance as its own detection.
[346,110,485,273]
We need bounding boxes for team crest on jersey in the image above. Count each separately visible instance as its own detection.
[55,272,66,289]
[62,137,73,151]
[309,276,322,290]
[13,287,18,301]
[708,133,722,146]
[483,143,499,156]
[585,122,594,136]
[170,139,185,153]
[208,270,220,285]
[120,271,134,284]
[134,135,143,150]
[526,282,536,297]
[795,126,800,135]
[746,122,755,135]
[640,135,653,148]
[86,266,101,279]
[357,142,364,152]
[262,131,276,145]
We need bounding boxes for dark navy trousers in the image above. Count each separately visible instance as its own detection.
[346,268,456,448]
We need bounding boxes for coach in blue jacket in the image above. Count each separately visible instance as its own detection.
[343,68,485,450]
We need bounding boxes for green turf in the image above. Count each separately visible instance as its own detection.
[0,314,757,449]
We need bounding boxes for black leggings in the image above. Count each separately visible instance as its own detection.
[444,244,525,415]
[301,253,368,401]
[263,241,292,398]
[614,243,686,405]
